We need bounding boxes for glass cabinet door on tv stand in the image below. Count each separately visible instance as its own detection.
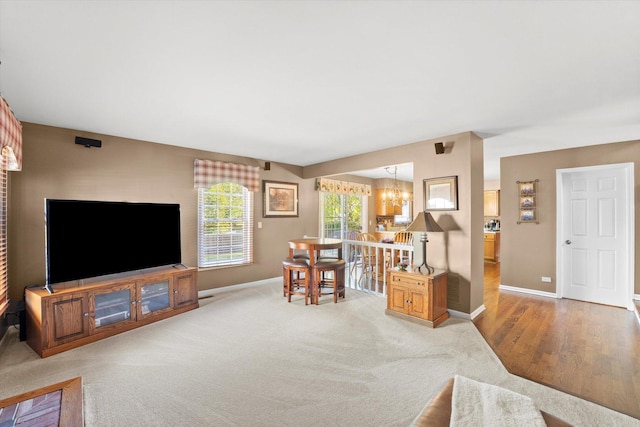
[91,283,136,332]
[136,274,173,320]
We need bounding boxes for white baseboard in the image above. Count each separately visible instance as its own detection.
[198,277,279,299]
[469,304,486,320]
[499,284,558,299]
[448,306,485,321]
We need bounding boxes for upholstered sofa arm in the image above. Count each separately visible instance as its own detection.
[411,378,571,427]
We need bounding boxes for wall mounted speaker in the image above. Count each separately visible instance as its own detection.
[435,142,445,154]
[75,136,102,148]
[264,161,271,171]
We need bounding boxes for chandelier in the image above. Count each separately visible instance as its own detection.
[382,166,409,208]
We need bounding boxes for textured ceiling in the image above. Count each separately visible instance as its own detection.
[1,1,639,181]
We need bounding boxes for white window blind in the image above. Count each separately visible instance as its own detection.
[198,182,253,268]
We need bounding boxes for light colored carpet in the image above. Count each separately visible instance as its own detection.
[0,280,638,426]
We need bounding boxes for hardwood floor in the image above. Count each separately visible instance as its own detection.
[474,262,640,420]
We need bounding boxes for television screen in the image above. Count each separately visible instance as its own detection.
[45,199,182,284]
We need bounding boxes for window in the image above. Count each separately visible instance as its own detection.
[198,182,253,268]
[320,192,365,239]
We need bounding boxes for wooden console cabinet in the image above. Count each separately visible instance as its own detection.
[26,267,198,358]
[385,269,449,327]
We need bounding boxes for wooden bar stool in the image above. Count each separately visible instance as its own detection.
[282,258,311,305]
[313,259,346,304]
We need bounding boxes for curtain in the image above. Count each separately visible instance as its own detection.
[316,177,371,196]
[194,159,260,192]
[0,96,22,171]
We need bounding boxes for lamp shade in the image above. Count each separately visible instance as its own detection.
[406,211,443,233]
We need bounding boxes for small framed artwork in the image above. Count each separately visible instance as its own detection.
[519,196,535,209]
[519,209,536,223]
[424,176,458,211]
[263,180,298,217]
[518,181,536,195]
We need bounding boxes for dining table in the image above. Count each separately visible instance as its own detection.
[288,238,343,304]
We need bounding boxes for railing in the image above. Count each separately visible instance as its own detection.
[343,240,414,296]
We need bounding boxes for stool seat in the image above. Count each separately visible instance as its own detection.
[282,258,311,305]
[313,259,346,304]
[282,257,309,267]
[316,257,340,263]
[315,259,346,268]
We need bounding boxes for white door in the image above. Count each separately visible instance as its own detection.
[557,163,634,309]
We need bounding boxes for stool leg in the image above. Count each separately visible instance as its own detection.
[287,269,293,303]
[335,266,345,302]
[283,266,289,297]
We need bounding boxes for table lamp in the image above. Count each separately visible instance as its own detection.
[406,211,443,274]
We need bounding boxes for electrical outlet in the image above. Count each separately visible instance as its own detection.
[541,276,552,283]
[258,222,262,229]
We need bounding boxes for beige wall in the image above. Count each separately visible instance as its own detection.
[484,179,500,191]
[500,139,640,296]
[9,124,484,314]
[7,123,318,300]
[305,132,485,314]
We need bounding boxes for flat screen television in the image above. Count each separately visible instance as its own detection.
[45,199,182,284]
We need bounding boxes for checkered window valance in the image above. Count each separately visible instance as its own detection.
[0,97,22,171]
[194,159,260,192]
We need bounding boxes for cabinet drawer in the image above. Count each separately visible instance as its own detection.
[484,233,495,241]
[389,272,428,290]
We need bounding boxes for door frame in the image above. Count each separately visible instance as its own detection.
[556,162,635,310]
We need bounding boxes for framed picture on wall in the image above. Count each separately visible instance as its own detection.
[519,209,536,222]
[424,176,458,211]
[517,179,539,224]
[263,180,298,217]
[518,181,536,195]
[519,196,535,209]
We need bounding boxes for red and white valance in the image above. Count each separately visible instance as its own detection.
[194,159,260,192]
[0,96,22,171]
[316,177,372,196]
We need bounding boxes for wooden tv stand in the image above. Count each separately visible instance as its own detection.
[25,266,198,358]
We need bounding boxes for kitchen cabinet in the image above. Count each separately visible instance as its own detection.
[484,232,500,262]
[376,189,400,215]
[376,189,413,217]
[385,269,449,328]
[26,267,198,357]
[484,190,500,216]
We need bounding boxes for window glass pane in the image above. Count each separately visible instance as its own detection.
[321,193,364,238]
[198,182,253,268]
